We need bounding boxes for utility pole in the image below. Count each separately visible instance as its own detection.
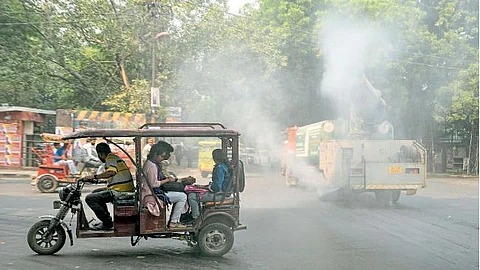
[147,1,168,123]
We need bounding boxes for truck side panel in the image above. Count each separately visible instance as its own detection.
[319,140,426,190]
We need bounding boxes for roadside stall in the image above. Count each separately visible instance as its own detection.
[0,106,56,168]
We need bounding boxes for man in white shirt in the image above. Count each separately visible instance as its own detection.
[141,138,155,164]
[81,139,103,172]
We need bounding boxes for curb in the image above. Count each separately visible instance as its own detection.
[0,174,36,179]
[427,174,478,179]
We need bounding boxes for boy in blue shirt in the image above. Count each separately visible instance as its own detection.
[187,149,231,220]
[53,142,79,174]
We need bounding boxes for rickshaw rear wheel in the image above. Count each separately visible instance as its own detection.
[37,175,58,193]
[197,223,234,257]
[27,220,66,255]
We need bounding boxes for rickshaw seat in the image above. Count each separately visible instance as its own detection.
[115,192,136,206]
[114,192,137,218]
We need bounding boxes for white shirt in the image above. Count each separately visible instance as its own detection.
[81,143,99,162]
[142,144,152,163]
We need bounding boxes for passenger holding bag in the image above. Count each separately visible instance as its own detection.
[161,176,196,192]
[161,180,185,192]
[184,184,209,197]
[142,141,188,229]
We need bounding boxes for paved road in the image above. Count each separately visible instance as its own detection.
[0,173,478,270]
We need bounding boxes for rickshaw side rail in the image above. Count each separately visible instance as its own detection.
[62,128,240,140]
[77,230,136,238]
[77,229,198,238]
[139,122,227,130]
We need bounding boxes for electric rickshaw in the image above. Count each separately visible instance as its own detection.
[27,123,246,257]
[30,133,83,193]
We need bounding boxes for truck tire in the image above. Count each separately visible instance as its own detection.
[392,190,401,203]
[375,190,397,207]
[285,167,297,187]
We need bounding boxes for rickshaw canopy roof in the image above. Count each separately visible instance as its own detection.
[41,133,71,143]
[62,123,241,140]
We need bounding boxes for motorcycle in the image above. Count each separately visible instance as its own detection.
[27,178,85,255]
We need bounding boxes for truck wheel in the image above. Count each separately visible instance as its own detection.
[197,223,234,257]
[37,175,58,193]
[375,190,396,207]
[375,190,401,206]
[27,220,66,255]
[285,167,292,187]
[392,190,401,203]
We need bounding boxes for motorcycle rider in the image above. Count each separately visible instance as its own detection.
[83,143,134,230]
[81,138,103,174]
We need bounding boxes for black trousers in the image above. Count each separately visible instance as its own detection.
[85,187,114,225]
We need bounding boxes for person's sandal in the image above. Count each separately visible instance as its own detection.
[168,222,187,229]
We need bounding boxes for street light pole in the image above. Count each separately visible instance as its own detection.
[150,31,169,123]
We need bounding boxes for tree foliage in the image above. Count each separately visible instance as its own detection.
[0,0,478,158]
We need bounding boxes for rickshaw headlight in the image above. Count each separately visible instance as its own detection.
[58,186,72,201]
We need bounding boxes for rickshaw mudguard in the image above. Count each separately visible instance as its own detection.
[38,215,74,246]
[201,212,238,230]
[36,173,59,181]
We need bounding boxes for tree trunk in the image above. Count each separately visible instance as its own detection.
[467,122,473,175]
[117,53,131,89]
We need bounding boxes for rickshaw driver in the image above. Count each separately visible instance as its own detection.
[83,143,135,230]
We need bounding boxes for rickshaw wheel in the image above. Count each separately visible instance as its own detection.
[27,220,66,255]
[37,175,58,193]
[197,223,234,257]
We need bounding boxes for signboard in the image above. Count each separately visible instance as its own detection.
[167,107,182,118]
[151,87,160,108]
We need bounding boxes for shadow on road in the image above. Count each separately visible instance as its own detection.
[44,245,241,269]
[318,189,416,210]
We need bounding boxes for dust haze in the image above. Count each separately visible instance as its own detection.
[174,13,397,205]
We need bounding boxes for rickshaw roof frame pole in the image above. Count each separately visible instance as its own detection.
[140,122,227,130]
[104,137,137,168]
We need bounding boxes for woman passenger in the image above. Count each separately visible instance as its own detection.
[142,141,187,229]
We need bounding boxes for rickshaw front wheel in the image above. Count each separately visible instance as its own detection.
[197,223,234,257]
[27,220,66,255]
[37,175,58,193]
